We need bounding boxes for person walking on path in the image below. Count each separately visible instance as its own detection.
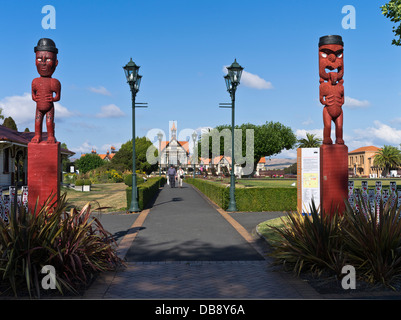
[177,166,184,188]
[167,165,177,188]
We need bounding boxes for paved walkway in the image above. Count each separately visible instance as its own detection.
[84,183,320,299]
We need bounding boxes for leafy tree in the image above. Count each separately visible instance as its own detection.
[297,133,322,148]
[199,121,297,175]
[75,153,105,174]
[381,0,401,46]
[111,137,158,174]
[284,162,297,175]
[373,145,401,177]
[3,116,17,131]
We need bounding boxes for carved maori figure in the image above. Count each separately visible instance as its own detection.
[31,38,61,143]
[319,35,344,145]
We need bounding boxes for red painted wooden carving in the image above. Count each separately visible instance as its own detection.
[319,35,344,145]
[31,38,61,144]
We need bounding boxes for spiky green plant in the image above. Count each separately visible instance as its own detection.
[0,193,123,298]
[268,201,346,276]
[342,193,401,287]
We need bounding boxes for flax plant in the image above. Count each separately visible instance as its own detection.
[269,200,346,277]
[0,193,123,298]
[342,192,401,287]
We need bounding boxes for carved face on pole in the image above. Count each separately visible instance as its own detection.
[35,51,58,78]
[319,36,344,85]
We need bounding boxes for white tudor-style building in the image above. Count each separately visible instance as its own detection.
[159,122,190,170]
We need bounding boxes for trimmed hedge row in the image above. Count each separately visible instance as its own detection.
[126,177,166,210]
[185,178,296,212]
[184,178,229,209]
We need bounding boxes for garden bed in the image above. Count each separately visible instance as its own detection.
[257,205,401,297]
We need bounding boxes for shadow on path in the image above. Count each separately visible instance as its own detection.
[126,183,270,262]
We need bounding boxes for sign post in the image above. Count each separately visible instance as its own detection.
[297,148,320,214]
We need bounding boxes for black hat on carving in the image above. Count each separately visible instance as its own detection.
[319,35,343,47]
[34,38,58,54]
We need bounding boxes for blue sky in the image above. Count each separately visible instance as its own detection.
[0,0,400,159]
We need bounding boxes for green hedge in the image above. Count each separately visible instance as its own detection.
[75,179,92,186]
[184,178,229,209]
[126,177,166,210]
[185,178,296,212]
[124,174,146,187]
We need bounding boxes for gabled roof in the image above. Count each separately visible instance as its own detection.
[0,126,33,145]
[212,155,232,165]
[0,126,74,156]
[200,157,210,164]
[349,146,381,154]
[258,157,266,163]
[160,140,189,153]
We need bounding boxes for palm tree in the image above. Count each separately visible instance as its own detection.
[373,145,401,177]
[297,133,322,148]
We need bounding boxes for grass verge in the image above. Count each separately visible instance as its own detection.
[61,183,127,212]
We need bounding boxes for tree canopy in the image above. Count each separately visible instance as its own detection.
[75,153,105,174]
[373,145,401,176]
[381,0,401,46]
[2,117,17,131]
[297,133,322,148]
[198,121,297,175]
[111,136,158,174]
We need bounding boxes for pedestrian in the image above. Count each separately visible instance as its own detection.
[167,165,176,188]
[177,166,184,188]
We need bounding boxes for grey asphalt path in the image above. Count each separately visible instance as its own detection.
[84,183,319,299]
[125,183,266,261]
[91,211,139,245]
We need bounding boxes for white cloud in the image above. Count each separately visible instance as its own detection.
[295,128,324,139]
[344,96,370,108]
[101,142,122,153]
[241,70,273,90]
[302,117,314,126]
[95,104,125,118]
[223,66,273,90]
[354,120,401,145]
[55,103,74,118]
[70,141,97,154]
[0,92,74,128]
[89,86,111,96]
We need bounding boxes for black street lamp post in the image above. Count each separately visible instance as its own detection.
[123,58,144,213]
[222,59,243,212]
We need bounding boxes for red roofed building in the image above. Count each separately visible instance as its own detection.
[348,146,383,177]
[82,146,117,161]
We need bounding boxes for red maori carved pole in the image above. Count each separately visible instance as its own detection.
[319,35,344,145]
[28,38,61,214]
[319,35,348,217]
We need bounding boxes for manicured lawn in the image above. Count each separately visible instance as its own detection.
[203,177,401,189]
[257,216,289,245]
[198,178,297,188]
[61,183,127,212]
[349,178,401,189]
